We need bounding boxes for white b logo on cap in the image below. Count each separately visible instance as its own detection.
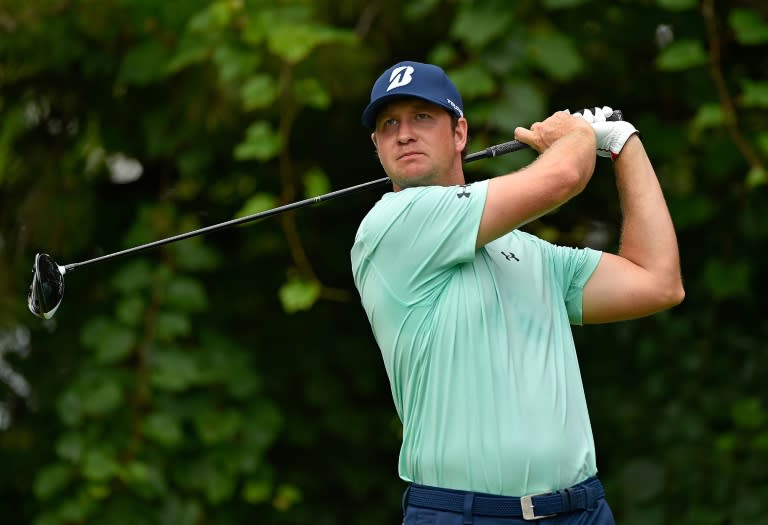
[387,66,414,92]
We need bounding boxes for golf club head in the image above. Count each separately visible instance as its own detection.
[28,253,65,319]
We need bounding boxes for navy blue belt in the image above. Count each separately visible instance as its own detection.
[406,476,605,521]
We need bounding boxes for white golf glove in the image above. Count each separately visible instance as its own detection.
[571,106,639,159]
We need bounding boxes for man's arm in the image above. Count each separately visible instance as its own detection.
[582,135,685,323]
[476,111,597,248]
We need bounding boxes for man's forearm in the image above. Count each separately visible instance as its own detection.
[614,136,682,290]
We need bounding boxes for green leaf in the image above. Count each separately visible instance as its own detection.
[213,44,260,84]
[428,43,458,66]
[81,379,124,416]
[165,276,208,312]
[150,349,201,391]
[54,497,95,524]
[729,8,768,45]
[243,479,272,504]
[527,32,584,81]
[235,192,278,218]
[188,2,232,33]
[234,121,282,161]
[450,7,514,49]
[156,311,192,340]
[487,82,546,135]
[111,259,155,294]
[55,432,84,463]
[403,0,440,19]
[740,80,768,108]
[655,0,698,11]
[266,24,355,64]
[272,483,302,511]
[731,397,766,430]
[118,40,171,86]
[118,461,149,485]
[753,433,768,452]
[448,63,496,99]
[171,240,221,272]
[241,74,278,110]
[690,103,724,132]
[0,104,26,184]
[303,168,330,198]
[242,401,283,452]
[194,408,243,444]
[82,449,118,482]
[34,463,73,500]
[293,77,331,110]
[119,461,168,499]
[278,277,321,313]
[80,317,136,364]
[56,390,83,427]
[167,33,212,73]
[205,467,236,504]
[655,39,708,71]
[746,166,767,188]
[158,497,202,525]
[702,259,750,299]
[143,412,184,447]
[544,0,590,7]
[115,295,146,326]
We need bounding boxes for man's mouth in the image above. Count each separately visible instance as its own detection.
[398,151,423,160]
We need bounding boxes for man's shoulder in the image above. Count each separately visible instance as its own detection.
[360,185,448,223]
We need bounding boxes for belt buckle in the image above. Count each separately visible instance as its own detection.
[521,492,556,521]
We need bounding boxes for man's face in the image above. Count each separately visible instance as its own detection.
[371,99,467,189]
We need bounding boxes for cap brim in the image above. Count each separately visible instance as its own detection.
[361,92,457,129]
[361,94,402,129]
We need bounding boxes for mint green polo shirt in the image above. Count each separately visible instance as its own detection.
[351,180,603,496]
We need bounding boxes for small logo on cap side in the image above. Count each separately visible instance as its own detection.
[387,66,414,92]
[446,98,463,118]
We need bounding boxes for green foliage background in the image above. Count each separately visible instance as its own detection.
[1,0,767,523]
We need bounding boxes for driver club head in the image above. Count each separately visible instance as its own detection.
[28,253,66,319]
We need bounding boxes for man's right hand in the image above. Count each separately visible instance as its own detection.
[478,111,597,248]
[513,111,595,154]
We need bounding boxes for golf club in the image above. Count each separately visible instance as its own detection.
[27,109,623,319]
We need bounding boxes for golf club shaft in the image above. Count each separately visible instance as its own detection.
[63,138,535,272]
[64,176,393,272]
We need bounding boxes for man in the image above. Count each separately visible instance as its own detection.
[351,61,683,524]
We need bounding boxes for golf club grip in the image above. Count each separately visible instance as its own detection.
[463,108,624,164]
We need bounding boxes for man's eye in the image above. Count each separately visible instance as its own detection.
[415,113,431,120]
[381,118,397,128]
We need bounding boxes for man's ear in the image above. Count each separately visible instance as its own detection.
[455,117,468,152]
[371,132,382,164]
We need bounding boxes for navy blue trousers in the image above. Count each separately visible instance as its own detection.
[402,479,616,525]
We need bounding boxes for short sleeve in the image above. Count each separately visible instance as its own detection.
[352,180,488,305]
[547,243,602,325]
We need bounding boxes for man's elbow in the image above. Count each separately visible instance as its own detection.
[659,279,686,310]
[557,162,592,201]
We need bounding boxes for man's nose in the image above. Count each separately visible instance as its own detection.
[396,120,415,143]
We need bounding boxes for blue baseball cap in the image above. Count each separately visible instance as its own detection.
[361,61,464,129]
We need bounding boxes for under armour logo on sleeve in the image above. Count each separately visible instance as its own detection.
[456,184,471,198]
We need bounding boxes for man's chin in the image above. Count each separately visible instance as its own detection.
[390,170,436,189]
[391,178,431,190]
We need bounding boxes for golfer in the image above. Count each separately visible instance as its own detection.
[351,61,684,524]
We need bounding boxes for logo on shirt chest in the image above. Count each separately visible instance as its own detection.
[456,184,471,198]
[501,251,520,262]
